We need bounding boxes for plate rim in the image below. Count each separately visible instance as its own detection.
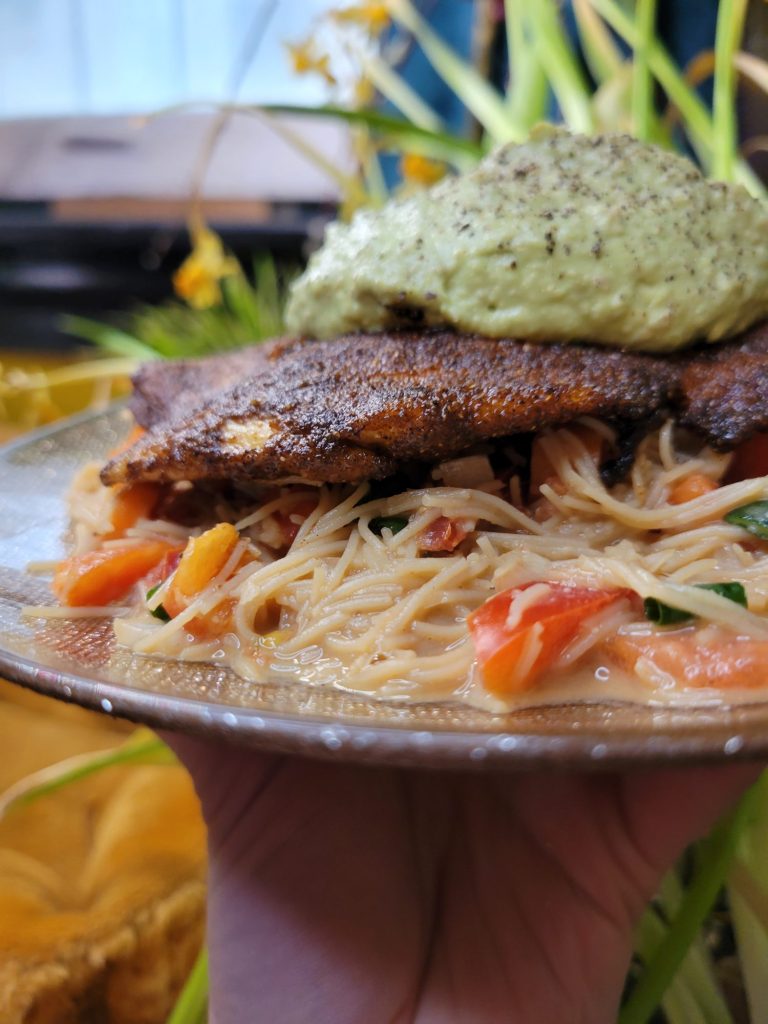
[2,407,768,770]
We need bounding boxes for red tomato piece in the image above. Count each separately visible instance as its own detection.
[468,582,629,695]
[724,432,768,484]
[273,498,318,547]
[420,516,471,553]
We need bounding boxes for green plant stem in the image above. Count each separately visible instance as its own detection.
[503,0,548,129]
[572,0,624,85]
[525,0,594,133]
[619,782,761,1024]
[632,0,657,141]
[712,0,748,181]
[166,946,209,1024]
[357,50,444,131]
[586,0,765,196]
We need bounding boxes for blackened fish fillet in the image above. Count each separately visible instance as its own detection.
[678,321,768,448]
[129,337,299,429]
[103,331,679,485]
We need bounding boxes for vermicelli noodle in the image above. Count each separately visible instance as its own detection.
[43,420,768,709]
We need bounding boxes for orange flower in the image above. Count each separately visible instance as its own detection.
[331,3,391,35]
[173,226,240,310]
[285,39,336,85]
[399,152,447,186]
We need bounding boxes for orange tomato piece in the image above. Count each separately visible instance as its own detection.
[668,473,718,505]
[53,541,179,607]
[724,432,768,484]
[273,497,318,547]
[468,582,630,695]
[608,632,768,690]
[163,523,240,618]
[108,482,161,536]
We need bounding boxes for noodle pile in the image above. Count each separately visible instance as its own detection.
[44,420,768,709]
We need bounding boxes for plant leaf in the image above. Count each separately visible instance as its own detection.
[0,728,176,820]
[632,0,658,142]
[572,0,624,85]
[504,1,549,128]
[356,49,445,131]
[264,102,484,167]
[386,0,522,143]
[619,782,761,1024]
[712,0,749,181]
[62,315,160,360]
[524,0,594,133]
[166,946,209,1024]
[735,51,768,94]
[634,901,733,1024]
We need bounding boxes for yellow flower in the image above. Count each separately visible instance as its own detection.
[399,152,447,187]
[331,3,391,35]
[353,75,376,107]
[173,226,240,310]
[285,39,336,85]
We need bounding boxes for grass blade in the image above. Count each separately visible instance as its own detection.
[619,782,760,1024]
[166,946,209,1024]
[712,0,748,181]
[387,0,522,143]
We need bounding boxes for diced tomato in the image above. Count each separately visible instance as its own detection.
[468,582,631,695]
[273,497,318,547]
[163,523,240,618]
[141,548,183,591]
[420,516,472,553]
[186,597,237,641]
[53,541,180,607]
[108,481,162,537]
[724,432,768,484]
[607,631,768,689]
[668,473,718,505]
[529,424,604,499]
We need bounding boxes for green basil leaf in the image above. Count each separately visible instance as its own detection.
[370,515,409,536]
[146,584,171,622]
[644,581,747,626]
[725,500,768,539]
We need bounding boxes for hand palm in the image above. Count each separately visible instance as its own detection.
[171,737,757,1024]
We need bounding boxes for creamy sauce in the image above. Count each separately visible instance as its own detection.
[286,128,768,351]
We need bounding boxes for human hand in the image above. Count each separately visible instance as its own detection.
[168,734,759,1024]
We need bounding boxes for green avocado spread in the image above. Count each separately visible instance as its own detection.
[285,129,768,352]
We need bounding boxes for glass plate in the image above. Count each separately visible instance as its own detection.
[0,406,765,769]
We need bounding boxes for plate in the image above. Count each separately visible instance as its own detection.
[0,406,766,770]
